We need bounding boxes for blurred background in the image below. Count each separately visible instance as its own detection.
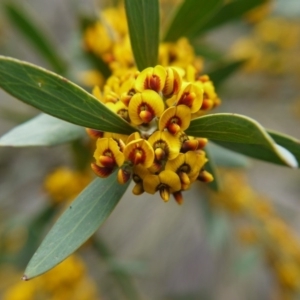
[0,0,300,299]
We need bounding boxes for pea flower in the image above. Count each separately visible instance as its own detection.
[91,64,217,204]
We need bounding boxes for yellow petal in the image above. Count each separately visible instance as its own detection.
[147,131,181,160]
[117,168,131,184]
[176,82,203,113]
[132,183,144,195]
[93,138,124,167]
[165,153,185,173]
[186,64,197,82]
[185,151,207,177]
[132,165,151,182]
[94,138,109,163]
[91,163,113,178]
[158,170,181,193]
[179,172,191,190]
[92,85,103,102]
[126,132,141,144]
[159,105,191,134]
[159,187,170,202]
[86,128,104,139]
[198,170,214,183]
[162,67,182,97]
[123,139,154,168]
[128,90,165,125]
[135,65,167,93]
[103,132,128,144]
[143,174,160,194]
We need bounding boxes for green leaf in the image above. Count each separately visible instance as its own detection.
[0,114,86,147]
[207,60,246,87]
[268,130,300,166]
[186,113,298,167]
[124,0,159,70]
[0,56,135,135]
[197,0,267,34]
[4,2,67,74]
[24,176,130,279]
[163,0,223,42]
[206,142,250,168]
[193,43,224,61]
[203,143,222,191]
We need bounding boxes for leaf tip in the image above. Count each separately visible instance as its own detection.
[21,274,29,281]
[275,144,298,168]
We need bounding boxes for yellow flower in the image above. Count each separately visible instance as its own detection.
[92,138,124,177]
[197,75,221,111]
[165,151,207,190]
[79,70,104,88]
[131,165,151,195]
[128,90,165,125]
[107,101,129,121]
[123,139,154,168]
[159,105,191,134]
[143,170,181,202]
[181,137,208,152]
[162,66,182,97]
[44,168,92,204]
[167,82,203,113]
[148,130,181,161]
[159,38,203,72]
[3,280,36,300]
[135,65,167,93]
[83,21,112,57]
[89,63,215,203]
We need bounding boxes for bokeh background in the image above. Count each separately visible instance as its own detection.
[0,0,300,299]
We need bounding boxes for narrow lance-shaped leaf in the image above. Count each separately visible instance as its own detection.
[163,0,223,42]
[206,142,250,168]
[207,60,246,87]
[24,175,131,279]
[186,113,298,168]
[197,0,267,34]
[124,0,159,70]
[268,130,300,166]
[193,43,224,61]
[4,2,66,74]
[0,56,135,135]
[0,114,86,147]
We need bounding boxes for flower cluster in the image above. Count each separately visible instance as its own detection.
[81,5,205,87]
[88,64,218,204]
[231,16,300,75]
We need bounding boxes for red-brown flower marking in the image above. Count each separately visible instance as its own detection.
[135,65,167,93]
[128,90,164,125]
[123,139,154,168]
[159,105,191,134]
